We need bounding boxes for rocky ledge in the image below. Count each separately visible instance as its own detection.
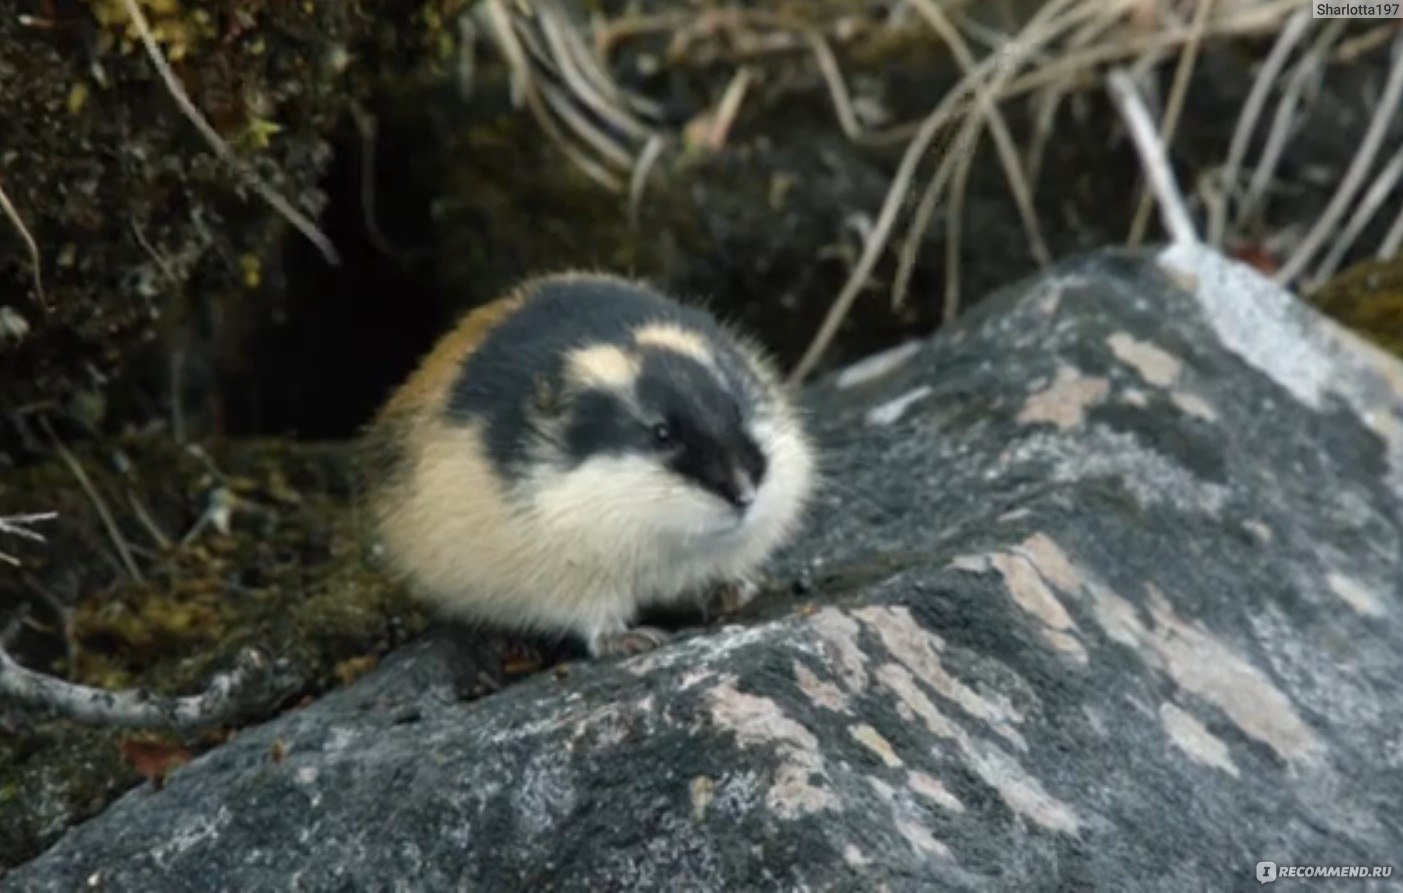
[6,244,1402,891]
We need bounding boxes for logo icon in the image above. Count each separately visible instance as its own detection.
[1257,861,1279,884]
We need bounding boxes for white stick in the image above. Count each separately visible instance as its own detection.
[1105,69,1200,246]
[0,644,291,731]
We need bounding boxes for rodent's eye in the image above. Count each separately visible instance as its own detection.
[651,422,674,447]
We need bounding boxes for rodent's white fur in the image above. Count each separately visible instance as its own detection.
[366,289,816,651]
[375,406,813,646]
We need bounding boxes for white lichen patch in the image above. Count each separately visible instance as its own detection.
[1326,572,1385,618]
[907,770,965,812]
[865,385,934,426]
[1121,387,1150,408]
[1085,581,1322,763]
[850,723,903,767]
[836,340,923,389]
[794,660,850,712]
[1005,428,1230,515]
[1159,702,1239,777]
[152,806,233,865]
[1107,332,1183,387]
[855,606,1025,748]
[1242,520,1274,545]
[843,843,872,867]
[1017,365,1110,432]
[896,818,953,860]
[1170,390,1217,421]
[1158,243,1333,411]
[948,554,991,573]
[1158,241,1403,495]
[706,677,833,818]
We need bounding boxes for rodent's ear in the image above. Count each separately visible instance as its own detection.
[532,374,563,417]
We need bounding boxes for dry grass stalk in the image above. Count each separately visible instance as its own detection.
[0,177,46,308]
[1276,28,1403,283]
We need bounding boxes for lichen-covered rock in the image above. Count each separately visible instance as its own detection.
[7,245,1403,890]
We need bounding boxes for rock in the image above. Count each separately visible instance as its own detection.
[7,244,1403,890]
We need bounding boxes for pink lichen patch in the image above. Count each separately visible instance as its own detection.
[1017,365,1110,431]
[1107,332,1183,387]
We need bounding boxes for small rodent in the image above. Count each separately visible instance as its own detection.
[361,272,816,657]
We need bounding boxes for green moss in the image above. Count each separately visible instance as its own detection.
[1310,255,1403,358]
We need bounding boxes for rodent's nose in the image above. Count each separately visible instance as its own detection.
[728,474,757,510]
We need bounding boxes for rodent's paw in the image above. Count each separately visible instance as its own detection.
[588,626,671,658]
[713,577,762,615]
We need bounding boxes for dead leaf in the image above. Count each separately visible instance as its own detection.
[120,737,192,790]
[334,654,379,687]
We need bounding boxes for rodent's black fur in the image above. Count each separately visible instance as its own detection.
[447,276,762,485]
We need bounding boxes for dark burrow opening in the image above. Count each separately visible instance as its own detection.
[217,108,450,441]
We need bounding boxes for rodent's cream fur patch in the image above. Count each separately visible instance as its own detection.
[565,344,640,392]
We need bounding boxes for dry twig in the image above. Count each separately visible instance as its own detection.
[0,644,294,732]
[0,512,57,567]
[40,417,144,584]
[1276,29,1403,283]
[0,176,46,308]
[1209,8,1312,248]
[1237,19,1345,231]
[1312,141,1403,284]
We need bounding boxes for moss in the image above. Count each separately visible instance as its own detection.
[1310,255,1403,358]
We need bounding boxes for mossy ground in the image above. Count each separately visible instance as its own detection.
[0,435,423,868]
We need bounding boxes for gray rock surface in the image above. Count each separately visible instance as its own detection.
[7,244,1403,891]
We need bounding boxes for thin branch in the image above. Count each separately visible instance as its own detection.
[942,121,982,322]
[0,176,47,308]
[40,418,144,584]
[909,0,1052,267]
[1276,29,1403,283]
[485,0,624,191]
[786,102,959,387]
[0,644,294,732]
[537,0,656,142]
[1379,197,1403,260]
[806,29,865,142]
[349,103,425,263]
[893,144,961,310]
[0,512,57,566]
[628,134,666,229]
[127,488,173,550]
[1209,7,1311,247]
[893,0,1095,309]
[1106,68,1199,246]
[1128,0,1216,246]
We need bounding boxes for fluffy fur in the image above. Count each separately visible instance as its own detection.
[361,272,815,656]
